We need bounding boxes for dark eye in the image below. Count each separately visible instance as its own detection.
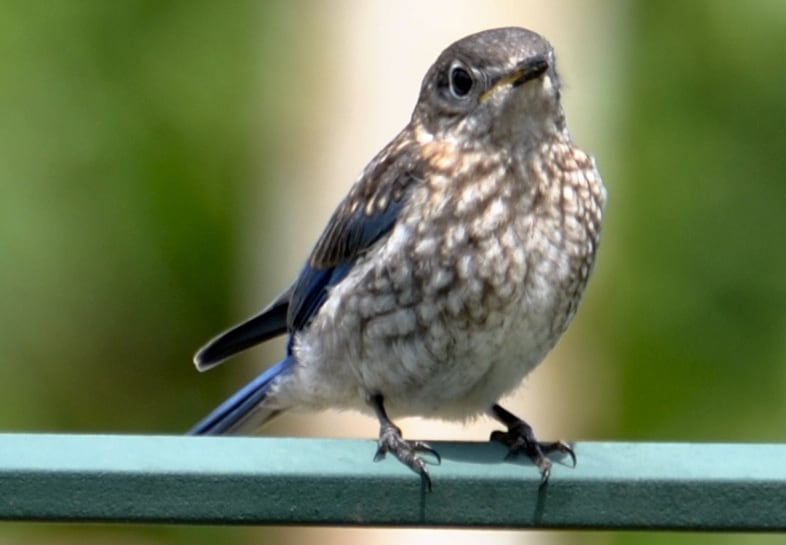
[449,66,473,98]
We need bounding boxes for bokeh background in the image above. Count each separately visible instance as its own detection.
[0,1,784,544]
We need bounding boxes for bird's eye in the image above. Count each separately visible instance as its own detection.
[449,66,473,98]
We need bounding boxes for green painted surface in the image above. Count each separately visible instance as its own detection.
[0,434,783,529]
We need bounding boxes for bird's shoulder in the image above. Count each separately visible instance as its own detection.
[287,127,425,332]
[309,128,425,269]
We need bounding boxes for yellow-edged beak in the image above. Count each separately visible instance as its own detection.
[479,57,548,104]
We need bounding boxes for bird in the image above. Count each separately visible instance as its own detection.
[189,26,606,489]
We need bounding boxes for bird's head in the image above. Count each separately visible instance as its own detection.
[413,27,565,147]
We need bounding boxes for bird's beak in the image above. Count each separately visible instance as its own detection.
[480,56,549,104]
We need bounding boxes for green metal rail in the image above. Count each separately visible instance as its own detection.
[0,433,783,530]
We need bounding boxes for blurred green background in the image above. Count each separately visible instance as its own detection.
[0,1,784,544]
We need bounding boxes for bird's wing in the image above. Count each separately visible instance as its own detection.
[193,285,292,370]
[194,133,421,369]
[288,138,421,333]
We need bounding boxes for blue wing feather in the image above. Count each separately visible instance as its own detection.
[288,198,406,333]
[190,133,421,434]
[189,188,409,434]
[193,285,292,370]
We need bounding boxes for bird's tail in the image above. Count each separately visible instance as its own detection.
[188,356,295,435]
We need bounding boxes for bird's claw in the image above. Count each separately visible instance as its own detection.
[490,423,575,486]
[375,422,440,491]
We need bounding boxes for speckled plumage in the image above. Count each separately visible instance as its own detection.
[191,27,606,487]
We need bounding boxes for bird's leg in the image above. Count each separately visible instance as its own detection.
[489,403,576,485]
[369,394,440,491]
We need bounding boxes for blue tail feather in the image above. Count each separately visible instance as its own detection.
[188,356,295,435]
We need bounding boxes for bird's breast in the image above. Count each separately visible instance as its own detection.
[289,139,605,419]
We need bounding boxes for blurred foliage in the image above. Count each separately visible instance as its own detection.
[610,3,786,544]
[611,1,786,445]
[0,1,271,435]
[0,1,784,544]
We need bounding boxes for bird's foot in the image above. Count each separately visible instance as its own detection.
[374,421,441,491]
[489,404,575,486]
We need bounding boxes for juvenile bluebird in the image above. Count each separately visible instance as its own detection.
[190,27,606,488]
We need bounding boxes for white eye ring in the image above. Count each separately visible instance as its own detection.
[449,64,473,98]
